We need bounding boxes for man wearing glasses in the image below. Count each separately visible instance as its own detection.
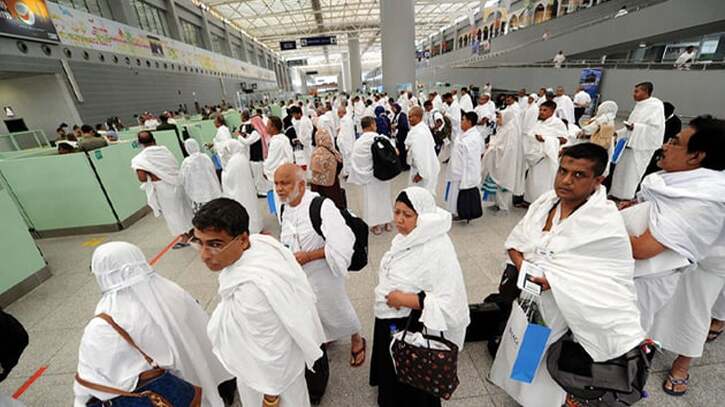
[192,198,326,407]
[625,116,725,397]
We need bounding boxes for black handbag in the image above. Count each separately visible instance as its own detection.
[75,313,202,407]
[0,307,29,383]
[390,312,460,400]
[546,331,657,406]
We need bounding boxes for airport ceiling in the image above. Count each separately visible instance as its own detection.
[205,0,482,66]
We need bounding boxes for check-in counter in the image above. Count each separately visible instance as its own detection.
[0,130,183,237]
[0,186,49,307]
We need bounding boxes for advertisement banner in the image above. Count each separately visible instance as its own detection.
[0,0,59,43]
[578,67,604,116]
[46,3,275,82]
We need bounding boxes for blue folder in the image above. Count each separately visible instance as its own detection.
[510,323,552,383]
[611,137,628,164]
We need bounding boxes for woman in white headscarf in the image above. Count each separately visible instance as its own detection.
[221,139,263,234]
[73,242,232,407]
[482,108,525,211]
[180,139,222,212]
[369,186,470,407]
[578,100,618,153]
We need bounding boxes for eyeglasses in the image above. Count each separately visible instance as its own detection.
[189,234,241,256]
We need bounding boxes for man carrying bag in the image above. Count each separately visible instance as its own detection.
[491,144,649,406]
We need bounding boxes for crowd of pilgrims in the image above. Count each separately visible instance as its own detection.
[47,82,725,407]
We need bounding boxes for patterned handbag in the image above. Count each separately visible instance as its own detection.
[390,312,460,400]
[75,313,202,407]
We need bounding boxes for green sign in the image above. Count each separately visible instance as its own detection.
[131,140,139,149]
[94,150,103,160]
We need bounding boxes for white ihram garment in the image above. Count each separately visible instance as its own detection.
[405,122,440,195]
[348,131,393,226]
[207,235,326,407]
[179,139,221,210]
[131,146,193,236]
[221,140,263,234]
[263,134,294,219]
[553,95,576,124]
[482,107,524,204]
[280,191,361,341]
[375,187,470,348]
[610,97,665,200]
[523,116,567,203]
[293,115,314,173]
[74,242,230,407]
[445,127,483,215]
[337,114,356,176]
[213,125,233,168]
[642,169,725,355]
[459,93,473,113]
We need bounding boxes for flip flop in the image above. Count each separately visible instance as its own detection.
[350,338,366,367]
[707,329,724,343]
[662,373,689,397]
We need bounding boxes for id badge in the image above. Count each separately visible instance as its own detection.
[517,261,544,296]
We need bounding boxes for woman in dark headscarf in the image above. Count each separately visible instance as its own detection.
[391,103,411,171]
[375,105,391,137]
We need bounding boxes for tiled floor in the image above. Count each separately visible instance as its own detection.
[1,170,722,406]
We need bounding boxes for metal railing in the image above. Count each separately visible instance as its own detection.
[0,130,51,153]
[451,59,725,71]
[418,0,670,70]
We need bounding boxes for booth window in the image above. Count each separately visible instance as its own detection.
[131,0,170,37]
[56,0,113,19]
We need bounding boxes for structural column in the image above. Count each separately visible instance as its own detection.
[163,0,183,41]
[341,53,351,93]
[380,0,415,93]
[223,24,234,57]
[347,33,362,93]
[199,10,213,50]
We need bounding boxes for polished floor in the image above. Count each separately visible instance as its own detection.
[1,170,723,406]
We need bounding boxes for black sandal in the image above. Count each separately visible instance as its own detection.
[350,338,366,367]
[662,374,689,397]
[707,329,724,343]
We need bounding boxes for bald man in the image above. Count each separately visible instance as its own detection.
[275,164,366,401]
[406,107,441,195]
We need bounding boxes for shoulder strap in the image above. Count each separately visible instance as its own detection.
[309,195,325,239]
[95,313,156,367]
[74,373,144,397]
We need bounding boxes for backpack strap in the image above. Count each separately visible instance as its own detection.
[309,195,326,239]
[95,313,157,368]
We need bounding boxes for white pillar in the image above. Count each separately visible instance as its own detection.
[348,33,362,93]
[380,0,415,94]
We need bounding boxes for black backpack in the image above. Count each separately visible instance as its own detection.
[371,136,402,181]
[282,196,369,271]
[0,308,29,383]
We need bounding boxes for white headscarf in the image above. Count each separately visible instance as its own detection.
[375,187,470,347]
[180,139,222,204]
[74,242,230,407]
[593,100,618,123]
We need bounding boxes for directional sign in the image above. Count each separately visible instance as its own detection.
[300,36,337,47]
[280,40,297,51]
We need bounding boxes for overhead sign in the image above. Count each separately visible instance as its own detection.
[305,70,319,75]
[300,36,336,47]
[287,59,307,67]
[279,40,296,51]
[0,0,59,43]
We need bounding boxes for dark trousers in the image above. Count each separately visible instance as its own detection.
[574,107,586,125]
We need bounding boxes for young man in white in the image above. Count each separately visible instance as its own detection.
[445,111,483,218]
[193,198,326,407]
[610,82,665,202]
[406,106,440,195]
[263,116,294,219]
[523,101,569,203]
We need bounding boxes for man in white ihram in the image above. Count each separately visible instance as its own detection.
[131,131,193,246]
[474,93,496,137]
[523,101,569,203]
[553,86,576,125]
[405,106,440,195]
[610,82,665,202]
[194,198,326,407]
[275,164,367,369]
[336,105,356,177]
[458,87,474,113]
[263,116,294,219]
[292,106,314,173]
[494,143,645,406]
[622,116,725,396]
